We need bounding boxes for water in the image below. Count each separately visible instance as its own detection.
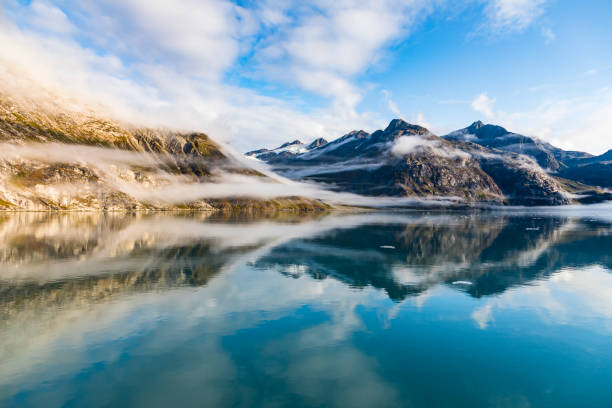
[1,210,612,407]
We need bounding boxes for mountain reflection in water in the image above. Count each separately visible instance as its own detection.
[1,210,612,407]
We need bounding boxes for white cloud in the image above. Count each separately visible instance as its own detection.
[471,92,496,118]
[76,0,251,78]
[494,88,612,155]
[392,135,471,159]
[392,135,434,156]
[1,0,445,151]
[381,89,403,118]
[0,0,381,151]
[472,265,612,330]
[250,0,439,117]
[484,0,548,33]
[26,1,76,36]
[413,111,433,130]
[5,0,605,157]
[541,26,555,43]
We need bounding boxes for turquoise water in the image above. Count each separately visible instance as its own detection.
[1,210,612,407]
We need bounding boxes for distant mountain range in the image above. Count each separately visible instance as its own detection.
[247,119,612,206]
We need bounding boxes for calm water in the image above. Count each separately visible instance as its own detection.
[1,209,612,407]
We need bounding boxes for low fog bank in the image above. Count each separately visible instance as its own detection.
[0,142,465,208]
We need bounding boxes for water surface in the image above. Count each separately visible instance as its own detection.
[1,209,612,407]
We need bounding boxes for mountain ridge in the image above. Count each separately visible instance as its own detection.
[247,119,612,206]
[443,121,594,171]
[2,83,610,211]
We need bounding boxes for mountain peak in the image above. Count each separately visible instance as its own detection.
[278,140,303,149]
[308,138,328,149]
[384,119,428,134]
[465,121,508,139]
[600,148,612,160]
[346,130,369,139]
[470,120,485,129]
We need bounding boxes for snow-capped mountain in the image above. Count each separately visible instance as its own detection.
[246,138,328,162]
[443,121,592,171]
[245,119,612,206]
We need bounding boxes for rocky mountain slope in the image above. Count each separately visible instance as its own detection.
[556,148,612,188]
[443,121,612,190]
[249,119,606,206]
[443,121,592,171]
[3,80,608,211]
[0,91,328,212]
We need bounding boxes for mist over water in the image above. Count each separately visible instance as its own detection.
[1,210,612,407]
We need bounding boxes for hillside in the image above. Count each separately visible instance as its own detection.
[0,91,328,212]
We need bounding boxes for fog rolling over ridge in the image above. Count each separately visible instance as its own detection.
[1,71,611,210]
[0,82,340,211]
[0,81,487,211]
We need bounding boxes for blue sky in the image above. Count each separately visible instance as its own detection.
[1,0,611,153]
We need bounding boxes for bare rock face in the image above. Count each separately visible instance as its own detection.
[0,95,221,211]
[394,154,503,202]
[308,138,328,149]
[476,154,570,206]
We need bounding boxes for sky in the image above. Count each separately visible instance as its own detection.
[1,0,611,154]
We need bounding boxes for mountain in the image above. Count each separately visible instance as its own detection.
[443,121,593,171]
[246,138,328,162]
[0,91,328,212]
[4,83,608,211]
[555,148,612,188]
[247,119,605,206]
[443,121,612,189]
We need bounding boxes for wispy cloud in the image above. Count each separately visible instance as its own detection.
[250,1,440,118]
[381,89,403,118]
[471,92,496,118]
[484,0,548,33]
[4,0,606,157]
[478,87,612,155]
[0,0,444,150]
[412,111,434,131]
[541,26,555,43]
[24,0,77,36]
